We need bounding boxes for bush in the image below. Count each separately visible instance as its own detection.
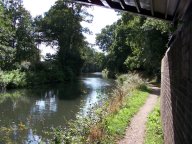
[102,68,115,79]
[26,69,66,86]
[0,70,27,89]
[63,67,75,81]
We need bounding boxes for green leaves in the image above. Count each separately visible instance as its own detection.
[96,24,116,52]
[145,101,163,144]
[0,70,27,88]
[0,0,40,70]
[96,13,171,77]
[35,0,89,76]
[142,18,171,34]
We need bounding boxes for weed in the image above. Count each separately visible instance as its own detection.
[104,90,149,141]
[51,73,150,144]
[144,100,163,144]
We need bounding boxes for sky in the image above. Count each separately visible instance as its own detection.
[23,0,120,57]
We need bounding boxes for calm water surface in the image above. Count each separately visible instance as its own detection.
[0,73,114,143]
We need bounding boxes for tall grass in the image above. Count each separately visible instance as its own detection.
[105,90,149,138]
[49,73,150,144]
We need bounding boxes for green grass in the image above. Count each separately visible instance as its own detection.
[105,89,149,139]
[49,74,150,144]
[144,100,163,144]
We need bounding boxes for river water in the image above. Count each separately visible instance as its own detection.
[0,73,114,143]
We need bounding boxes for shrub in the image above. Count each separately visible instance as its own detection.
[0,70,27,89]
[102,68,115,79]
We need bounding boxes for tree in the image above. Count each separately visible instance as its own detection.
[35,0,91,76]
[0,0,40,70]
[96,23,116,52]
[96,12,172,77]
[96,16,133,74]
[0,1,15,70]
[15,5,40,63]
[81,44,106,72]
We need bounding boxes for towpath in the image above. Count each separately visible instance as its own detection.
[118,86,160,144]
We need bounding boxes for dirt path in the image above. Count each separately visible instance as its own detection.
[118,86,160,144]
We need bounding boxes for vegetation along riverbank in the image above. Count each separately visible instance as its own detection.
[47,73,152,143]
[1,0,167,143]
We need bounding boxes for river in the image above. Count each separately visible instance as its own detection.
[0,73,114,143]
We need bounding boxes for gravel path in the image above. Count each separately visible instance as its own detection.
[118,86,160,144]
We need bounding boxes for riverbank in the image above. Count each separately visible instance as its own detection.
[0,69,97,91]
[0,70,63,90]
[50,73,151,143]
[0,73,161,143]
[0,73,114,143]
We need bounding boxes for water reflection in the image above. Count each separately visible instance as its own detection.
[32,92,57,113]
[0,73,114,143]
[25,129,42,144]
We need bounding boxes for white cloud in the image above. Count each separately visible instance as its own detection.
[23,0,57,17]
[81,6,120,51]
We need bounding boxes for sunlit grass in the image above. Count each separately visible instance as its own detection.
[87,74,150,143]
[144,100,163,144]
[99,89,149,144]
[105,90,149,136]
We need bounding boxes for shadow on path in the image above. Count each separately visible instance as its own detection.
[149,86,160,96]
